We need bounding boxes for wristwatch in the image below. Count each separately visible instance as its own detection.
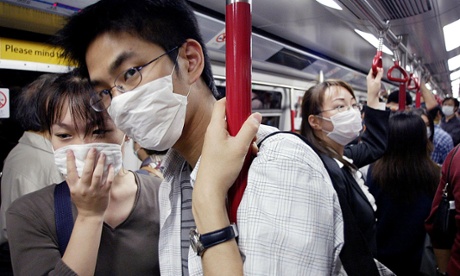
[190,223,238,256]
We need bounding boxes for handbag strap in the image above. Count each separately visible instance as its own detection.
[54,181,74,256]
[443,145,460,199]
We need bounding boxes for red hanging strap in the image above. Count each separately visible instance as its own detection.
[372,34,383,77]
[387,58,409,111]
[407,73,421,108]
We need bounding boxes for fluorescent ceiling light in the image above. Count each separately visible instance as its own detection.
[451,70,460,81]
[354,29,393,55]
[448,54,460,71]
[452,80,459,98]
[443,19,460,51]
[316,0,342,10]
[452,79,460,91]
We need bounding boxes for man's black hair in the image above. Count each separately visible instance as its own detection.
[54,0,219,98]
[386,90,413,105]
[442,97,459,107]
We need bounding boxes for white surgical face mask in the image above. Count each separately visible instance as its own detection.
[442,105,455,117]
[320,108,363,146]
[53,141,123,178]
[108,73,188,151]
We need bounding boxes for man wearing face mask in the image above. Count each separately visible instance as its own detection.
[54,0,350,275]
[440,97,460,146]
[133,141,165,179]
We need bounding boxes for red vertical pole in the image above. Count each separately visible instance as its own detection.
[226,0,252,223]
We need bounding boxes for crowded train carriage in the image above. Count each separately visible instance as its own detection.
[0,0,459,275]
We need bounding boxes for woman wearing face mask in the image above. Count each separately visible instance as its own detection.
[300,68,391,270]
[6,70,161,276]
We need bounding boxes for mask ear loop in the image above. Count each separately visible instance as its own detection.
[119,134,127,146]
[170,47,194,98]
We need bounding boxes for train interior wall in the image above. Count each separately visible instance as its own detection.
[0,69,47,173]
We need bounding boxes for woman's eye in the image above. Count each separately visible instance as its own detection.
[54,133,71,139]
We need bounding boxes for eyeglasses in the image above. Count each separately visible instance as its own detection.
[90,46,179,112]
[319,103,363,114]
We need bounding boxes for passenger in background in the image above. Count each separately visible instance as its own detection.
[133,141,166,179]
[440,97,460,146]
[300,68,392,274]
[6,70,161,275]
[385,90,413,111]
[367,111,440,275]
[251,91,263,109]
[413,108,453,165]
[421,78,460,146]
[0,74,65,272]
[425,145,460,275]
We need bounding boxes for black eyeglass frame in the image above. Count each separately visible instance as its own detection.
[90,45,180,112]
[318,103,363,114]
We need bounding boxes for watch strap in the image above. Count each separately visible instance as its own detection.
[200,223,238,249]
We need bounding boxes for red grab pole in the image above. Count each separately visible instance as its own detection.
[225,0,252,223]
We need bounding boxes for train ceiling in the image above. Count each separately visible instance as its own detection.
[0,0,459,96]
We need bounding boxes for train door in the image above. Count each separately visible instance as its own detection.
[214,76,293,131]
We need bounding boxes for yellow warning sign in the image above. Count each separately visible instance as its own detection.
[0,37,71,66]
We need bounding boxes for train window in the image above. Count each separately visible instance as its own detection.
[251,90,282,110]
[214,83,283,110]
[261,115,280,128]
[213,77,289,130]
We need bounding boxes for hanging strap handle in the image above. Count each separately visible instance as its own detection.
[387,60,409,83]
[371,34,383,77]
[407,73,420,91]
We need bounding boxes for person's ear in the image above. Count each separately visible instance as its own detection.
[181,39,204,84]
[308,114,322,130]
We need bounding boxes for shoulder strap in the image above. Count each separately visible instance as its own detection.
[54,181,74,256]
[258,131,379,275]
